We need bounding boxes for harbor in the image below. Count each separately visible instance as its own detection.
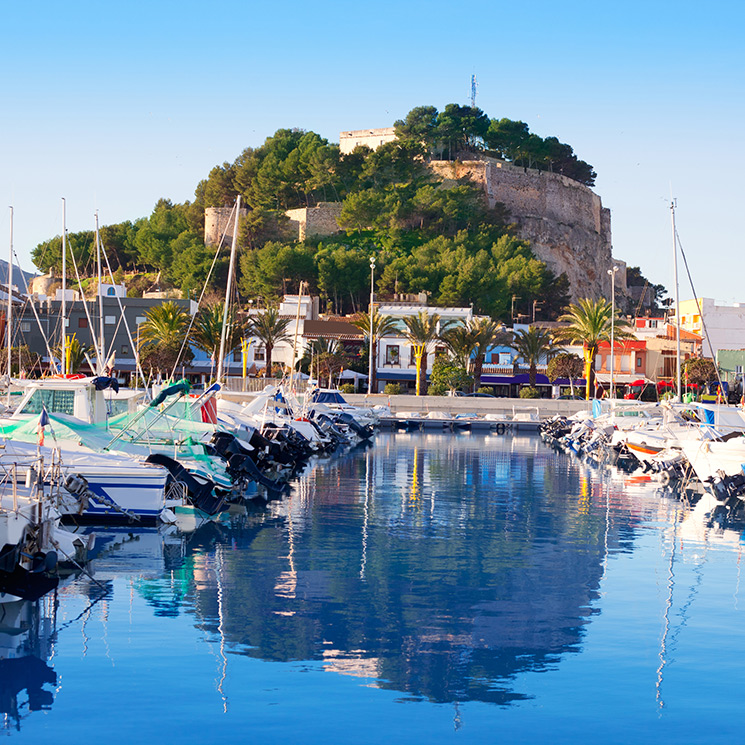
[4,429,745,743]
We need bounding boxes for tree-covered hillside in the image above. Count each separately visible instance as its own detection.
[32,104,600,319]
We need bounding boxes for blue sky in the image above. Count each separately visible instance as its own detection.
[1,0,743,303]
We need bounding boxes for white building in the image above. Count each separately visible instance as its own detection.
[375,303,477,392]
[672,298,745,358]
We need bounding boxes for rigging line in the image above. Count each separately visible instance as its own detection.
[170,202,235,381]
[97,235,151,398]
[10,248,59,372]
[65,232,104,370]
[675,229,725,393]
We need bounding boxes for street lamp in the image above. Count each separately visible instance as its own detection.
[532,300,543,323]
[608,266,619,398]
[368,256,376,395]
[511,295,519,324]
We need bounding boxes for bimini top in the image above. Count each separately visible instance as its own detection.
[307,389,347,405]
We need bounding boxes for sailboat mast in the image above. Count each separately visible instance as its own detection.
[671,201,682,401]
[61,198,67,376]
[95,212,104,375]
[7,206,13,406]
[216,195,241,385]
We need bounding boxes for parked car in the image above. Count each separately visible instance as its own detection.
[465,392,496,398]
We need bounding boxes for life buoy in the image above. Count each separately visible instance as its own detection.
[496,422,506,435]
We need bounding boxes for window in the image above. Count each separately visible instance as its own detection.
[78,317,88,328]
[410,347,417,366]
[121,345,129,355]
[621,355,631,372]
[595,355,603,370]
[649,320,658,328]
[136,316,146,325]
[637,357,642,368]
[107,287,116,296]
[105,315,116,325]
[736,365,743,375]
[21,321,31,332]
[19,388,75,416]
[385,345,400,365]
[435,345,447,358]
[254,347,266,362]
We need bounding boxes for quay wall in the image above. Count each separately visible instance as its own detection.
[220,390,589,418]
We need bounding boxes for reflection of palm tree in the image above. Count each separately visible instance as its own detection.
[556,298,634,399]
[351,309,398,393]
[402,311,452,395]
[249,308,291,377]
[510,326,558,388]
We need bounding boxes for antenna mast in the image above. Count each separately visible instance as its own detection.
[470,74,478,108]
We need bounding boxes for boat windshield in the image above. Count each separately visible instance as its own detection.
[18,388,76,416]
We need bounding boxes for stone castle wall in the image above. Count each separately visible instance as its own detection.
[429,157,618,300]
[339,127,396,155]
[285,202,343,241]
[204,206,248,247]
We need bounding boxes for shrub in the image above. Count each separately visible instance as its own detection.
[477,386,493,396]
[384,383,402,395]
[519,386,541,399]
[339,383,355,394]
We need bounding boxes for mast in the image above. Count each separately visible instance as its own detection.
[95,212,104,375]
[6,206,13,406]
[216,195,241,385]
[671,201,682,401]
[61,198,67,376]
[289,280,305,391]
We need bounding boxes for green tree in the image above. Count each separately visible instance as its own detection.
[138,301,193,375]
[402,311,452,396]
[428,357,472,396]
[556,298,634,400]
[546,353,583,382]
[249,308,291,375]
[350,309,398,394]
[190,302,246,368]
[682,357,718,387]
[510,326,558,388]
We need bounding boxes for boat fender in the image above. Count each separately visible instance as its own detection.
[496,423,506,435]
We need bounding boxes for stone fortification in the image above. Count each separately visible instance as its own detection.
[204,206,248,247]
[285,202,343,241]
[339,127,396,155]
[428,157,618,300]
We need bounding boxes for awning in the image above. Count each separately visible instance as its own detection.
[595,373,652,385]
[376,370,418,382]
[480,373,551,385]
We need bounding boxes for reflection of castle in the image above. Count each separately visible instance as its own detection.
[159,435,634,706]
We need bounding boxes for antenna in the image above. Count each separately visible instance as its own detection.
[470,74,478,108]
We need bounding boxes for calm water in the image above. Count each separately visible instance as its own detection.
[4,431,745,743]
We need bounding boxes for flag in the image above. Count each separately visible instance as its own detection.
[37,407,49,447]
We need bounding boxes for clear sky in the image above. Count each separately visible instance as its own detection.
[1,0,743,304]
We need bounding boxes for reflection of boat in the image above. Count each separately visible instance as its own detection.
[0,597,58,731]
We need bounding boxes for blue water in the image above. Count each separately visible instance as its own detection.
[4,431,745,743]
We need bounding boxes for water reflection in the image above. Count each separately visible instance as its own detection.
[0,596,57,731]
[112,433,648,706]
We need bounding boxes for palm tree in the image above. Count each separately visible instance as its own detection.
[53,333,88,375]
[402,311,452,396]
[441,323,477,370]
[307,338,347,388]
[249,307,291,377]
[556,297,634,400]
[351,309,399,393]
[510,326,558,389]
[190,302,246,375]
[470,318,512,390]
[139,301,192,375]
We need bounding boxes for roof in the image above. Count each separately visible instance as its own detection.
[303,319,363,341]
